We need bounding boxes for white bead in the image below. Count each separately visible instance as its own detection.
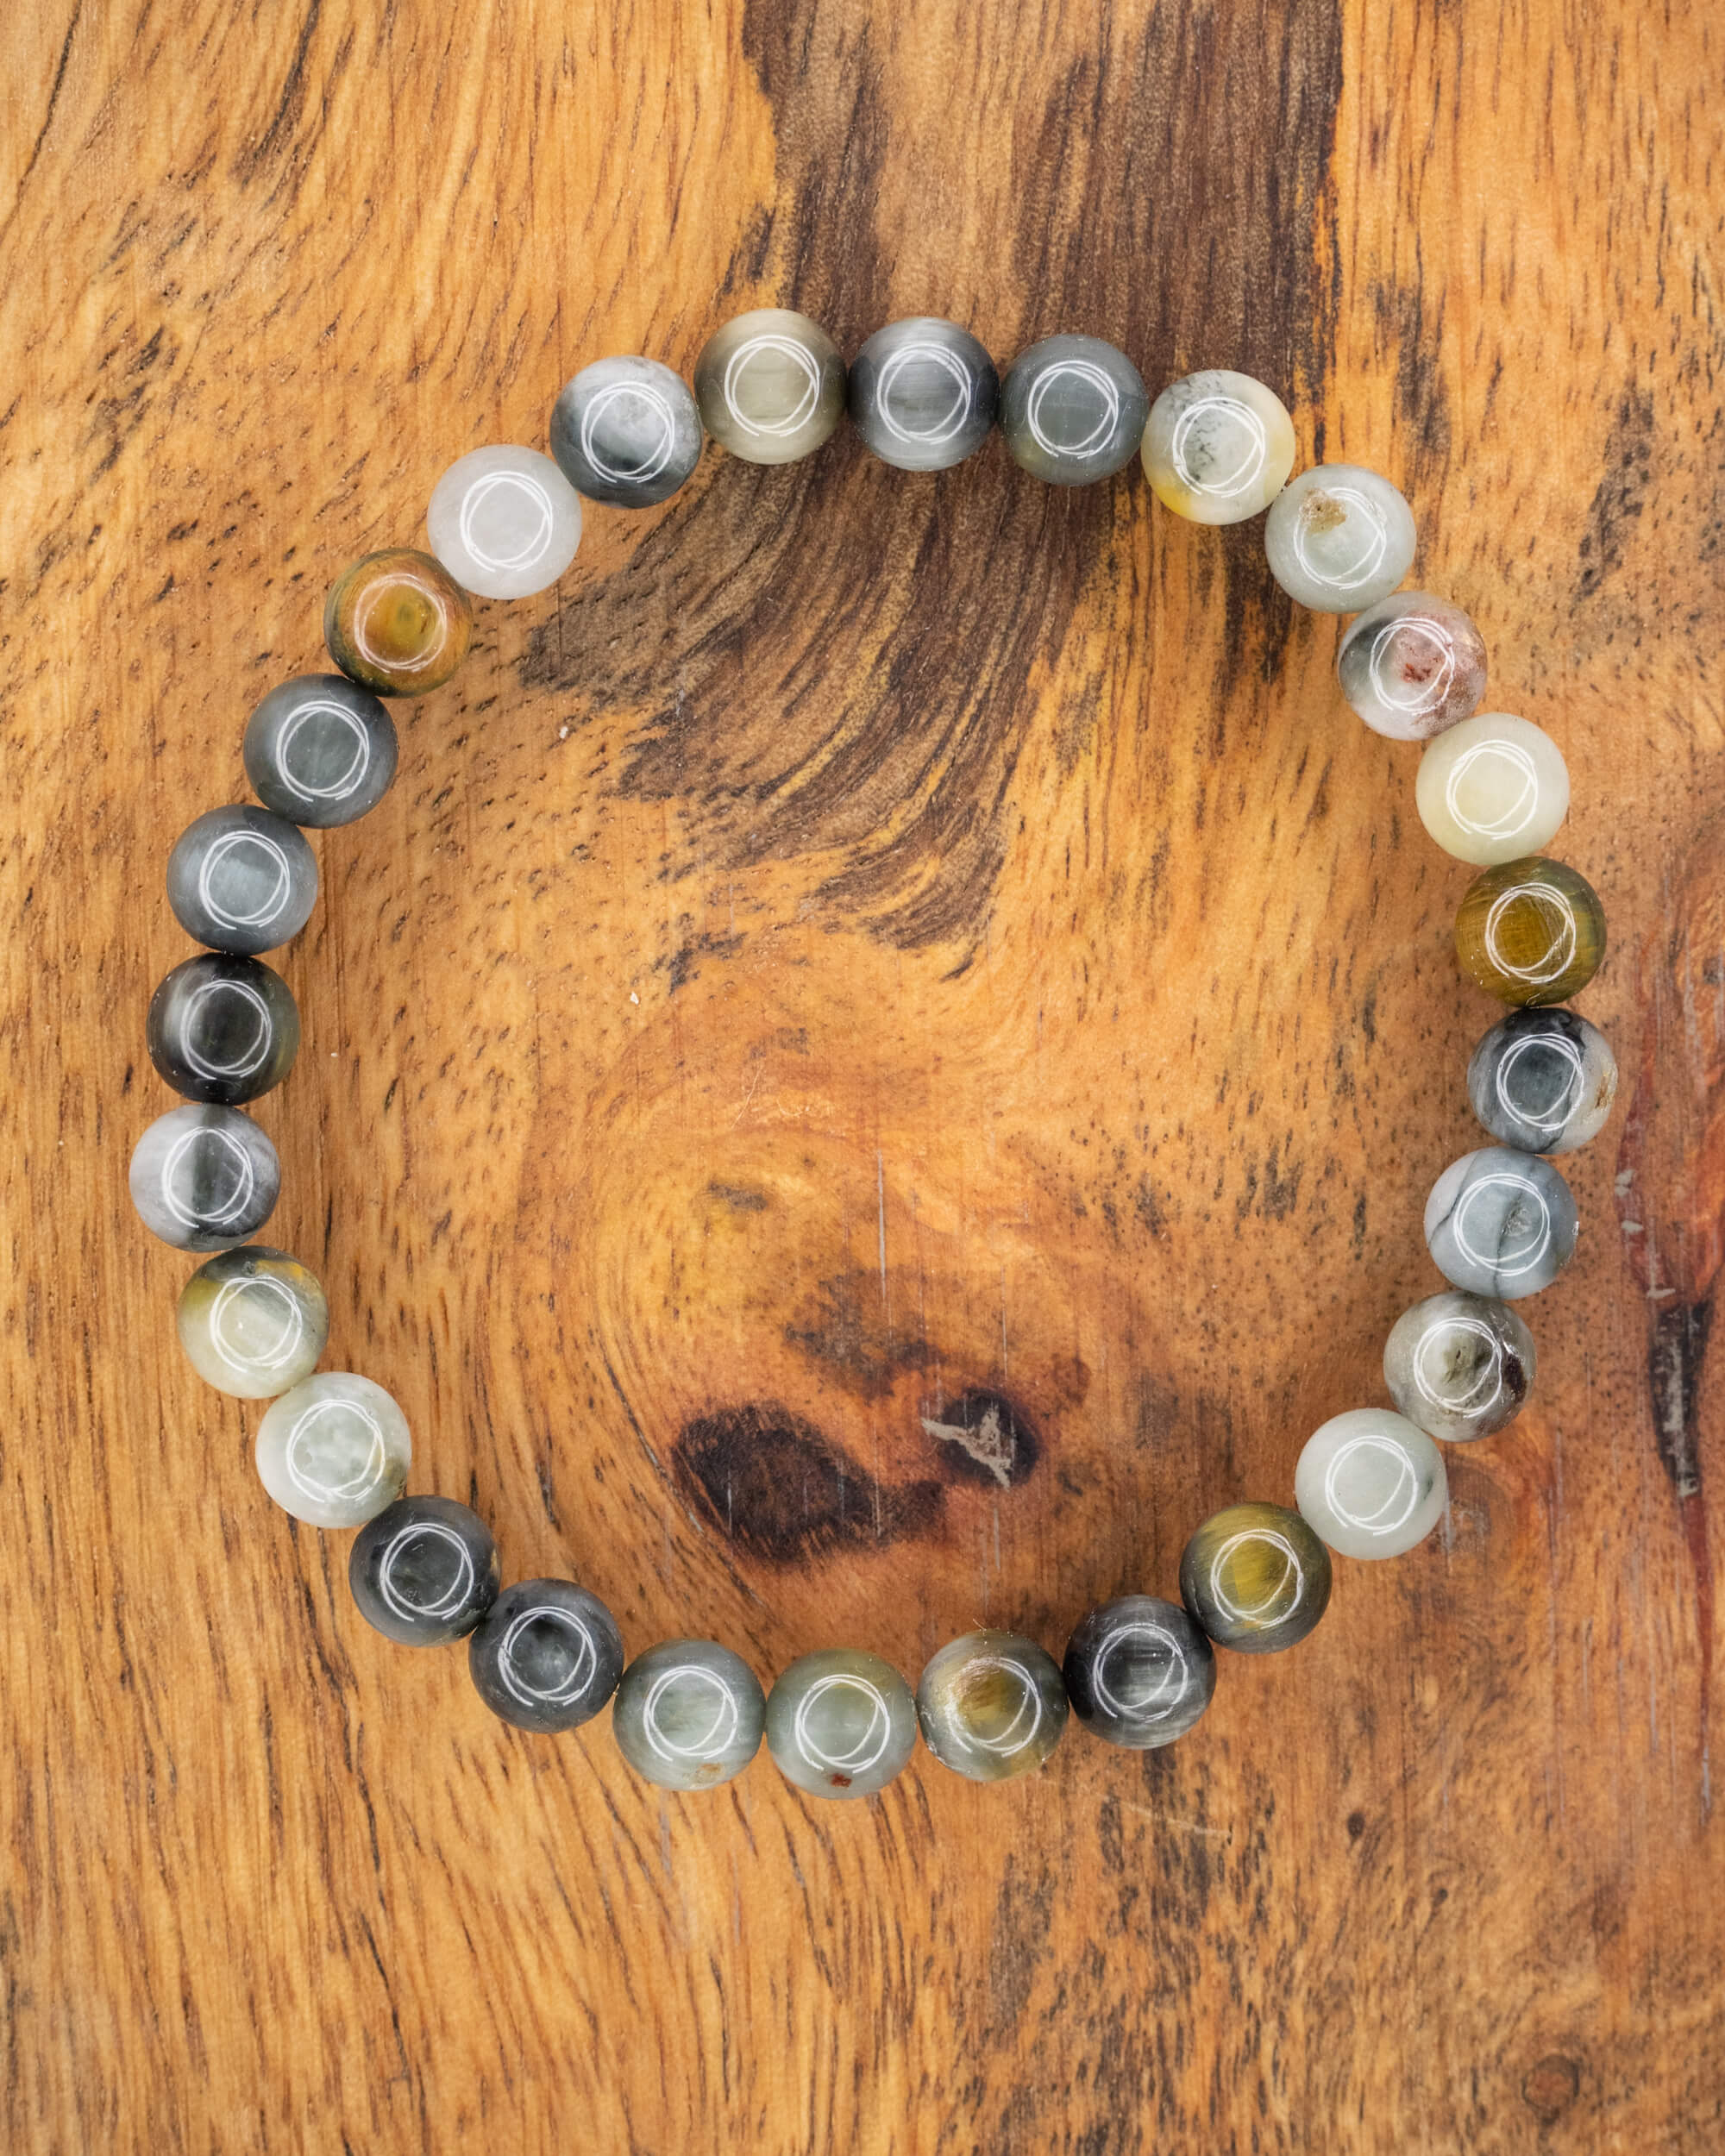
[1263,464,1416,611]
[1415,711,1570,865]
[254,1372,411,1527]
[426,446,582,601]
[1139,370,1297,524]
[1294,1408,1447,1559]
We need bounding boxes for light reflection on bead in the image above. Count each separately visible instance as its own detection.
[243,674,398,827]
[848,317,999,472]
[1000,335,1148,484]
[915,1629,1068,1782]
[693,310,846,466]
[129,1104,280,1251]
[324,548,473,696]
[166,805,319,956]
[612,1639,766,1790]
[1335,589,1488,740]
[1417,711,1570,865]
[1294,1409,1447,1559]
[1384,1290,1536,1442]
[549,355,704,507]
[1140,369,1296,523]
[254,1371,411,1528]
[1454,856,1606,1005]
[1063,1595,1215,1749]
[1424,1146,1578,1299]
[147,953,299,1106]
[177,1244,328,1397]
[349,1495,500,1645]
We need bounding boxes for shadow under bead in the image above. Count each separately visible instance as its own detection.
[349,1496,500,1646]
[243,673,398,827]
[468,1578,624,1734]
[549,354,704,507]
[166,805,318,956]
[1180,1501,1332,1654]
[764,1648,919,1800]
[1467,1006,1617,1153]
[147,953,298,1105]
[1063,1595,1216,1750]
[612,1639,766,1791]
[1453,855,1606,1006]
[1383,1289,1536,1443]
[324,548,472,697]
[129,1104,279,1251]
[177,1244,328,1398]
[999,335,1148,485]
[915,1629,1069,1782]
[848,317,999,472]
[693,310,846,466]
[1424,1145,1579,1299]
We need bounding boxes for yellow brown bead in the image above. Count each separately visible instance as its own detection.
[1179,1501,1332,1654]
[1453,855,1606,1006]
[324,548,473,696]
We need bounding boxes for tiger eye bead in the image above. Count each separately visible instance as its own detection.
[1417,712,1570,865]
[765,1648,919,1800]
[1335,590,1488,741]
[1454,856,1606,1006]
[324,548,472,696]
[468,1579,625,1733]
[1140,368,1296,524]
[1467,1006,1617,1154]
[693,310,846,466]
[1180,1502,1332,1654]
[1063,1596,1216,1750]
[1384,1290,1536,1443]
[848,317,999,472]
[1000,335,1148,485]
[349,1495,500,1646]
[915,1630,1069,1783]
[177,1244,328,1398]
[612,1639,767,1790]
[147,953,299,1105]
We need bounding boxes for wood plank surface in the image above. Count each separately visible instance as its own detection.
[3,1,1722,2149]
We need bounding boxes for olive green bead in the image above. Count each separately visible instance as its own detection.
[915,1629,1069,1782]
[765,1648,918,1800]
[1453,855,1606,1006]
[1179,1501,1333,1654]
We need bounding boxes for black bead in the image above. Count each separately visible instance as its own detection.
[1063,1595,1216,1749]
[349,1496,501,1647]
[467,1578,624,1733]
[147,953,300,1105]
[244,673,398,829]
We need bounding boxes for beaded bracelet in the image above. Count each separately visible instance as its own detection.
[132,312,1614,1798]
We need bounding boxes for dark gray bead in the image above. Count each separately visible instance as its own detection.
[549,356,703,507]
[350,1496,501,1647]
[166,805,318,956]
[612,1639,766,1790]
[147,953,299,1105]
[243,674,398,829]
[1000,335,1148,485]
[468,1577,624,1733]
[1467,1006,1617,1155]
[848,317,999,471]
[129,1104,279,1250]
[1063,1595,1216,1748]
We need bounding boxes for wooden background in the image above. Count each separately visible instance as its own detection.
[3,0,1722,2149]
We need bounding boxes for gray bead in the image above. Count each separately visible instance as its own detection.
[1467,1006,1617,1155]
[147,953,299,1105]
[549,356,703,508]
[693,310,846,466]
[350,1496,500,1646]
[916,1629,1069,1782]
[765,1648,919,1800]
[999,335,1148,485]
[612,1639,766,1790]
[1063,1595,1216,1749]
[1423,1146,1578,1299]
[468,1578,624,1733]
[1384,1289,1536,1443]
[243,674,398,828]
[848,317,999,472]
[166,805,318,956]
[129,1104,279,1251]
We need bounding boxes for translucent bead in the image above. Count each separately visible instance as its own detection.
[1416,712,1570,865]
[1139,369,1296,524]
[693,310,846,466]
[1424,1146,1578,1299]
[324,548,472,696]
[1263,463,1416,611]
[177,1244,328,1398]
[848,317,999,472]
[166,805,318,956]
[1294,1409,1447,1559]
[1179,1501,1331,1654]
[612,1639,766,1790]
[254,1372,411,1528]
[1467,1006,1617,1155]
[765,1648,919,1799]
[1383,1290,1535,1443]
[549,356,703,507]
[468,1578,624,1733]
[1335,589,1488,740]
[129,1105,279,1251]
[1454,856,1606,1006]
[147,954,298,1106]
[1062,1595,1215,1750]
[243,674,398,827]
[349,1495,500,1646]
[426,445,583,600]
[1000,335,1148,485]
[915,1629,1069,1783]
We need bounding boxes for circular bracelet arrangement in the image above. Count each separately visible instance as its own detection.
[131,311,1614,1798]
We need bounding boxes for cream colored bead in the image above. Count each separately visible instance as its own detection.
[1415,711,1570,865]
[1140,370,1296,524]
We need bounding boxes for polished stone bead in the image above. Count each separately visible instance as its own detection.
[243,673,398,827]
[1335,589,1488,741]
[166,805,318,956]
[1264,463,1416,611]
[693,310,846,466]
[1424,1145,1579,1299]
[324,548,472,696]
[765,1648,919,1800]
[612,1639,767,1790]
[177,1244,328,1398]
[1063,1595,1216,1749]
[1454,856,1606,1005]
[1383,1289,1536,1443]
[147,953,298,1106]
[1140,368,1296,524]
[1294,1409,1447,1560]
[1468,1006,1616,1155]
[549,356,704,507]
[349,1495,500,1646]
[426,445,583,599]
[848,317,999,472]
[129,1104,279,1251]
[468,1578,624,1733]
[254,1372,411,1527]
[1416,712,1570,865]
[1000,335,1148,485]
[1179,1502,1332,1654]
[915,1629,1069,1782]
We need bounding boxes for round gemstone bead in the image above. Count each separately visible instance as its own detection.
[349,1495,500,1646]
[1294,1409,1448,1560]
[324,548,472,696]
[129,1104,279,1251]
[176,1244,328,1398]
[166,805,318,956]
[147,953,299,1106]
[1263,463,1416,611]
[1467,1006,1617,1154]
[1139,368,1296,524]
[1179,1502,1332,1654]
[1424,1146,1579,1300]
[1335,589,1488,741]
[1062,1595,1216,1750]
[848,317,999,473]
[915,1629,1069,1783]
[549,355,703,507]
[468,1578,624,1733]
[1416,712,1570,865]
[425,445,583,599]
[1454,856,1606,1006]
[254,1372,411,1527]
[765,1648,919,1800]
[693,310,846,466]
[612,1639,767,1790]
[242,674,398,828]
[999,335,1148,485]
[1384,1289,1536,1443]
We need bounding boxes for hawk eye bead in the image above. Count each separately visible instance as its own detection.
[426,445,583,599]
[242,674,398,828]
[612,1639,767,1790]
[848,317,999,473]
[1454,856,1606,1006]
[915,1630,1069,1783]
[1416,712,1570,865]
[147,953,299,1106]
[166,805,318,956]
[1179,1502,1332,1654]
[1383,1289,1536,1443]
[324,548,472,697]
[1264,462,1417,611]
[176,1244,328,1398]
[1140,368,1296,524]
[693,310,847,466]
[1294,1409,1447,1560]
[468,1579,625,1733]
[999,334,1149,485]
[549,355,704,507]
[254,1372,411,1528]
[129,1104,280,1251]
[1467,1006,1617,1154]
[1423,1146,1578,1300]
[1335,589,1488,741]
[1062,1595,1216,1750]
[349,1496,501,1646]
[765,1648,919,1799]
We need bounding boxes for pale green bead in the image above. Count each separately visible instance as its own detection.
[765,1648,918,1799]
[177,1244,328,1398]
[254,1372,410,1528]
[1294,1409,1447,1559]
[612,1639,765,1790]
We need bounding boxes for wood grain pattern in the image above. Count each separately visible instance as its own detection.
[3,2,1722,2149]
